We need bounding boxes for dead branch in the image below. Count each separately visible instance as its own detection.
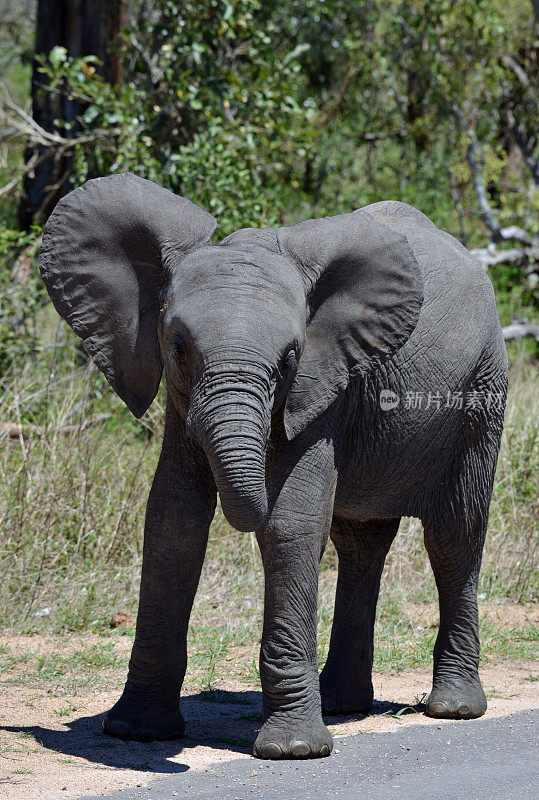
[0,151,42,199]
[0,414,112,441]
[362,130,407,142]
[504,111,539,187]
[0,86,112,199]
[498,52,539,186]
[129,33,163,88]
[453,105,530,245]
[318,66,359,128]
[470,243,539,270]
[450,172,468,246]
[499,54,530,87]
[502,321,539,342]
[1,90,102,148]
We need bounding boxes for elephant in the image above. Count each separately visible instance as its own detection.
[39,173,508,760]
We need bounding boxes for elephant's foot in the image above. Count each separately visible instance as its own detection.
[426,676,487,720]
[253,714,333,760]
[319,663,374,714]
[102,695,185,742]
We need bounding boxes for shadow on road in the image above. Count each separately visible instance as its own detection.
[0,689,426,773]
[324,696,427,726]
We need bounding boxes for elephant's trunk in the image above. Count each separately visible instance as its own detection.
[187,361,271,532]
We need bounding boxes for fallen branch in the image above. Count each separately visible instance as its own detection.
[0,414,112,441]
[470,244,539,270]
[502,321,539,342]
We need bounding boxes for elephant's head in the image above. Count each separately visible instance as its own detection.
[40,174,423,531]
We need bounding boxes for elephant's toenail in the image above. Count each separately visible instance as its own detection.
[428,701,449,717]
[290,741,310,758]
[258,742,283,759]
[103,718,130,739]
[320,744,331,757]
[457,704,471,718]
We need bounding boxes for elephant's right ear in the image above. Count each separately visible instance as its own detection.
[39,173,216,417]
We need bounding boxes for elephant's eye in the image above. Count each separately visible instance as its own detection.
[280,349,297,377]
[174,333,187,360]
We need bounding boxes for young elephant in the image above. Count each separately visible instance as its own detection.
[40,173,507,760]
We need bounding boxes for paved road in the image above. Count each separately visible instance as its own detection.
[83,710,537,800]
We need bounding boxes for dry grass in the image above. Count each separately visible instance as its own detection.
[0,316,537,661]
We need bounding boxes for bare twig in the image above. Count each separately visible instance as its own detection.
[452,105,530,245]
[0,85,113,199]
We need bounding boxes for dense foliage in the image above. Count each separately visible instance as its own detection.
[34,0,316,234]
[0,2,536,371]
[2,0,537,236]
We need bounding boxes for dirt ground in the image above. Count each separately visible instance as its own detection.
[0,629,537,800]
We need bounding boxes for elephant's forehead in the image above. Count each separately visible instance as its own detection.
[174,245,303,297]
[166,245,305,348]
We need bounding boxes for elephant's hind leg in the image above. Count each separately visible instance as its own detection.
[422,403,504,720]
[320,517,400,714]
[422,510,488,720]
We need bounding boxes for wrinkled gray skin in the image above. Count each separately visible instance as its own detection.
[39,174,508,760]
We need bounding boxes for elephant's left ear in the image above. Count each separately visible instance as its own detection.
[277,210,424,439]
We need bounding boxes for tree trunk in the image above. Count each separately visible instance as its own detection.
[18,0,127,228]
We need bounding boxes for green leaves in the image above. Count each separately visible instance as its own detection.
[48,45,67,67]
[36,0,315,235]
[28,0,537,250]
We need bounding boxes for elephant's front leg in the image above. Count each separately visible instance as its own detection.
[103,413,216,742]
[254,437,336,760]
